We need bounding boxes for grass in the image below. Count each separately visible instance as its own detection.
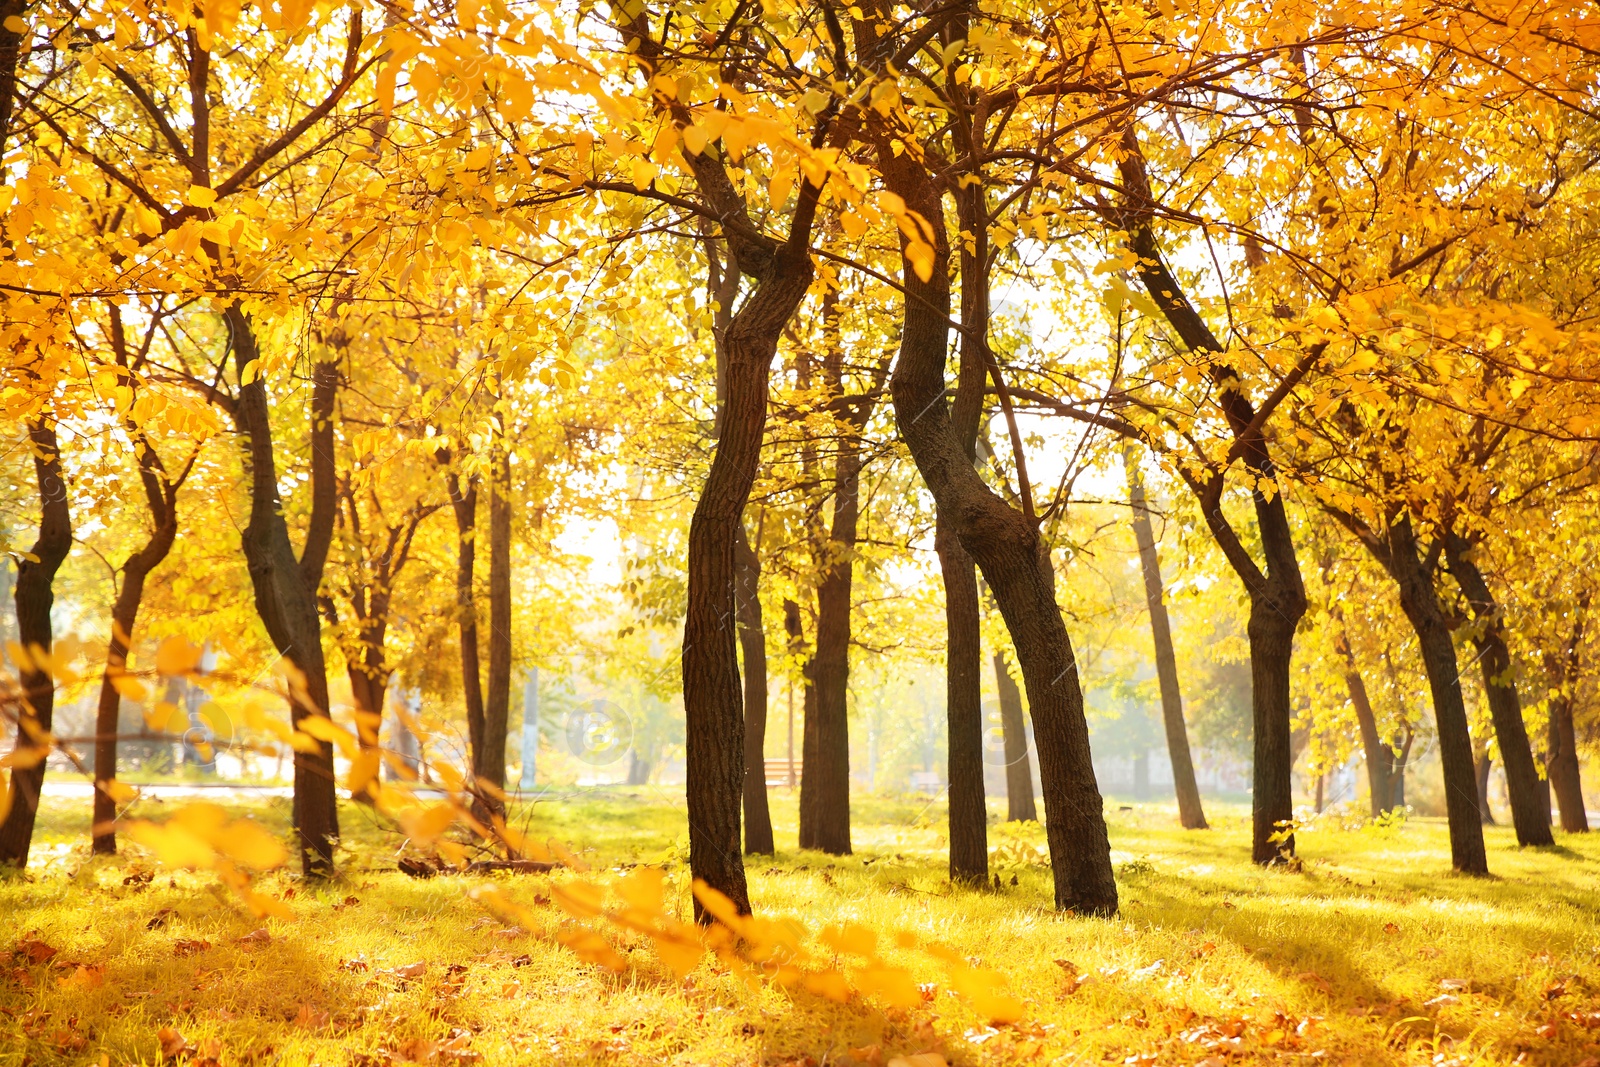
[3,788,1599,1066]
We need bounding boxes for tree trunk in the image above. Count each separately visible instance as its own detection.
[0,420,73,868]
[801,311,870,857]
[940,522,986,882]
[1123,447,1206,829]
[1338,631,1396,819]
[1546,604,1588,831]
[1379,521,1487,870]
[1445,544,1553,846]
[875,137,1116,917]
[444,471,485,771]
[734,523,775,855]
[682,234,820,918]
[481,443,512,800]
[993,649,1037,822]
[1548,696,1587,832]
[1476,750,1495,825]
[226,304,339,878]
[91,522,178,852]
[1248,602,1297,862]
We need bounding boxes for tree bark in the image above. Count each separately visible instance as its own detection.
[1445,543,1553,846]
[1336,627,1398,819]
[481,442,512,801]
[1476,749,1495,825]
[226,304,339,877]
[443,469,485,773]
[940,523,986,881]
[992,649,1037,822]
[1123,447,1206,829]
[734,523,774,855]
[1546,602,1588,832]
[875,130,1116,917]
[1116,133,1310,863]
[1375,518,1488,871]
[0,419,72,868]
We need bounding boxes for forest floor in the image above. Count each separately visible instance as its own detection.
[3,790,1598,1067]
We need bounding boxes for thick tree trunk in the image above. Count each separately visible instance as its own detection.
[481,445,512,798]
[1248,603,1297,862]
[1445,545,1553,846]
[876,140,1116,916]
[0,420,73,868]
[226,304,339,878]
[734,524,774,855]
[993,649,1036,822]
[940,522,986,882]
[1377,519,1487,872]
[444,472,485,771]
[1548,696,1587,832]
[1123,447,1206,829]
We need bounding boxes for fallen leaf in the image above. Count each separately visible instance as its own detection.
[294,1003,331,1030]
[392,961,428,980]
[1544,981,1569,1000]
[1537,1022,1560,1039]
[848,1044,884,1066]
[1383,922,1400,935]
[158,1026,188,1060]
[58,964,105,989]
[174,939,211,957]
[17,939,57,964]
[237,928,271,945]
[1423,994,1460,1008]
[147,909,175,930]
[888,1056,948,1067]
[1192,941,1216,958]
[1440,978,1469,991]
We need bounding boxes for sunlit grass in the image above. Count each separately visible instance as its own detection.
[4,790,1599,1066]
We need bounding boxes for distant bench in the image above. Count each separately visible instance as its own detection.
[763,759,800,788]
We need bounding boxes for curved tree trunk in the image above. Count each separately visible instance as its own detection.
[0,419,73,868]
[1336,628,1397,819]
[227,304,339,878]
[940,523,986,882]
[1123,447,1206,829]
[734,524,774,855]
[993,649,1036,822]
[875,134,1116,917]
[91,520,178,851]
[1445,544,1553,846]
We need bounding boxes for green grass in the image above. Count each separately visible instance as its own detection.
[4,789,1599,1066]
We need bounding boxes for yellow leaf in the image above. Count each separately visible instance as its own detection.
[820,922,877,957]
[631,158,658,190]
[550,879,606,919]
[215,819,288,870]
[155,636,203,676]
[187,186,218,209]
[802,968,851,1002]
[3,15,26,33]
[346,750,380,797]
[856,963,921,1009]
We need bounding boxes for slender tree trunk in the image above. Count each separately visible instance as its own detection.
[875,135,1116,917]
[1445,544,1553,846]
[0,420,72,868]
[1546,604,1588,831]
[788,598,823,846]
[226,304,338,877]
[1338,631,1396,818]
[993,649,1036,822]
[940,523,985,881]
[91,529,177,852]
[801,301,871,857]
[1476,750,1496,825]
[734,523,774,855]
[1248,603,1297,862]
[1380,521,1487,870]
[481,443,512,800]
[1123,447,1206,829]
[444,471,485,770]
